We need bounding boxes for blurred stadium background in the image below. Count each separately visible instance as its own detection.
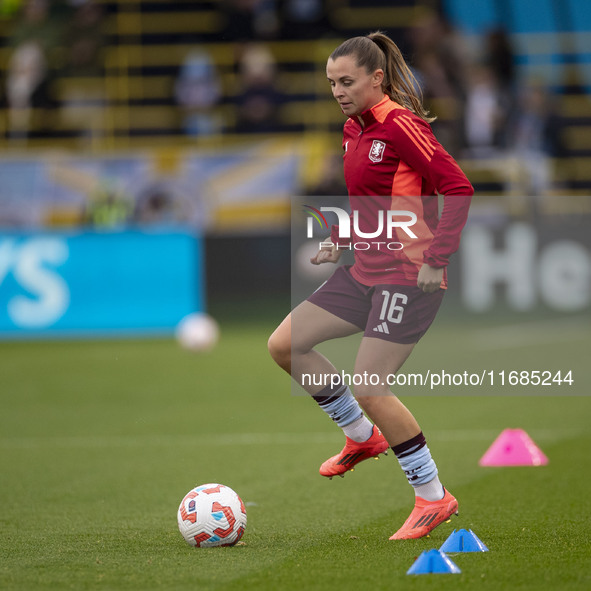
[0,0,589,346]
[1,3,590,588]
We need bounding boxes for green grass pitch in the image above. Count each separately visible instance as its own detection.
[1,308,590,590]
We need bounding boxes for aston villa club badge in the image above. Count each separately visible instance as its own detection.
[369,140,386,162]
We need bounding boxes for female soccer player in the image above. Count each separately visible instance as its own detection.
[268,31,473,540]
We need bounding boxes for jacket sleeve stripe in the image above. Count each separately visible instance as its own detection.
[399,114,438,152]
[394,115,436,160]
[393,119,432,161]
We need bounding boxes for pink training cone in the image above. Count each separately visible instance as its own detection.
[479,428,548,467]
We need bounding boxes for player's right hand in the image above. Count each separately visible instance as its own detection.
[310,242,342,265]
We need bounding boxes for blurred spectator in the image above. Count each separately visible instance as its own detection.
[59,0,106,140]
[132,180,206,229]
[221,0,279,41]
[279,0,333,39]
[9,0,64,52]
[83,187,133,228]
[409,12,468,155]
[484,28,516,94]
[133,184,184,225]
[463,64,505,157]
[175,50,223,137]
[62,0,104,77]
[480,27,516,151]
[5,41,51,138]
[4,0,65,138]
[234,43,283,133]
[506,82,563,196]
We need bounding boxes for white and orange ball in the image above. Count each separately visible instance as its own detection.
[177,483,247,547]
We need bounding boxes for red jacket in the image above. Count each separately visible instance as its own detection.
[331,95,473,287]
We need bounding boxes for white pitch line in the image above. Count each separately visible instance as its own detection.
[0,432,340,450]
[0,428,580,450]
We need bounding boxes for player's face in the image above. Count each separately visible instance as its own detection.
[327,55,384,118]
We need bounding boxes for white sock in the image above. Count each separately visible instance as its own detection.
[413,474,445,501]
[342,414,374,442]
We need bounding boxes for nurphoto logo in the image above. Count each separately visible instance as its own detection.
[303,204,419,252]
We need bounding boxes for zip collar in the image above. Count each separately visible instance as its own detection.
[350,95,405,128]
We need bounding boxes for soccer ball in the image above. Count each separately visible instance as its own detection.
[175,313,219,352]
[177,483,247,547]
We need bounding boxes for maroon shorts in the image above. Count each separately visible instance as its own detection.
[307,265,444,344]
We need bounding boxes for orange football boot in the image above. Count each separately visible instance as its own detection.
[320,425,389,478]
[390,488,458,540]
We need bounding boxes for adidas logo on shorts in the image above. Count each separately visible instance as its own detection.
[373,322,390,334]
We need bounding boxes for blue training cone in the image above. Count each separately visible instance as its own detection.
[440,529,489,553]
[406,549,461,575]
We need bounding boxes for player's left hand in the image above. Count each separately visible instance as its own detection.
[310,241,342,265]
[417,264,444,293]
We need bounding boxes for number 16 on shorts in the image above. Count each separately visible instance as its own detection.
[379,290,408,324]
[368,286,443,343]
